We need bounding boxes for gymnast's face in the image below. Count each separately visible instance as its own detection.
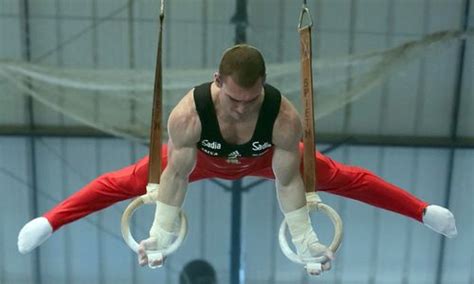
[214,73,264,120]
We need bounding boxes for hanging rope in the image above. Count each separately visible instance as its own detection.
[279,1,343,273]
[121,0,188,268]
[148,0,165,184]
[298,2,316,194]
[298,0,343,255]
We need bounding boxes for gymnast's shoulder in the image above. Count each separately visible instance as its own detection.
[272,96,303,150]
[167,89,201,146]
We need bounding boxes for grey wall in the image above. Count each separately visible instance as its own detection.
[249,0,473,138]
[0,0,473,283]
[0,0,473,139]
[1,137,473,283]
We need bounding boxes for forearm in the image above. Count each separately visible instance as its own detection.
[149,144,195,235]
[273,145,307,213]
[272,146,321,253]
[276,177,306,213]
[277,178,321,257]
[155,167,189,207]
[149,170,189,235]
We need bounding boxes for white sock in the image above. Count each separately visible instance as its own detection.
[18,217,53,254]
[422,205,458,238]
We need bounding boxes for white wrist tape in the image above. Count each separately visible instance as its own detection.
[284,206,319,256]
[146,183,160,193]
[149,226,178,250]
[150,200,180,236]
[142,183,160,204]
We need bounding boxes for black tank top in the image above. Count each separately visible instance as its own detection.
[194,82,282,162]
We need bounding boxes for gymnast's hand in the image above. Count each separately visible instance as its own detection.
[285,206,334,276]
[300,241,334,275]
[17,217,53,254]
[137,224,178,267]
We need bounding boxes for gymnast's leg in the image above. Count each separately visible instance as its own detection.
[17,145,209,254]
[314,151,457,238]
[251,146,457,238]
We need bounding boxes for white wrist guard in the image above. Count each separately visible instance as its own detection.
[141,183,160,204]
[149,200,180,237]
[284,206,319,256]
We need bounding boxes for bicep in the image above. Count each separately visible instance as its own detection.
[165,141,197,178]
[165,117,198,178]
[272,146,301,186]
[164,92,200,178]
[272,98,304,186]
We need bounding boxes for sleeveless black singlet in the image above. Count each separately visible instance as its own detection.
[193,82,282,162]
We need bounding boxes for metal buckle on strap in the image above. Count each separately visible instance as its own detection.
[298,4,313,29]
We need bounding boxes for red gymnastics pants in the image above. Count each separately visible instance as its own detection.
[44,143,428,231]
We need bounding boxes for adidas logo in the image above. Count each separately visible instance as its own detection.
[226,150,242,164]
[228,150,242,159]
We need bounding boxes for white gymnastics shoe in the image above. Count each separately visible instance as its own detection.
[18,217,53,254]
[423,205,458,238]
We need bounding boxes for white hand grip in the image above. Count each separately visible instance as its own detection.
[121,194,188,265]
[305,262,322,275]
[147,251,164,269]
[279,195,343,265]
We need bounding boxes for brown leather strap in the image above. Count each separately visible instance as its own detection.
[148,7,165,184]
[299,8,317,194]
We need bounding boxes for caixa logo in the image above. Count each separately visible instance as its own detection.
[201,139,222,150]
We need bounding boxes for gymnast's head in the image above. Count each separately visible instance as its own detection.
[214,44,267,89]
[213,44,267,119]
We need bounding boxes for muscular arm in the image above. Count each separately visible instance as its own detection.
[140,91,201,266]
[155,93,200,207]
[150,90,201,231]
[271,97,333,272]
[272,97,306,213]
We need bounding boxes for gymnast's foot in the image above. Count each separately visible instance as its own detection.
[18,217,53,254]
[423,205,457,238]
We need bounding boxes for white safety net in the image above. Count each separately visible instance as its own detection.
[0,29,471,142]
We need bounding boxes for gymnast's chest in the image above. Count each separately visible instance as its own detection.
[218,119,258,145]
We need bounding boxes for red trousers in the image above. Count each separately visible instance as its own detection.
[44,143,428,231]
